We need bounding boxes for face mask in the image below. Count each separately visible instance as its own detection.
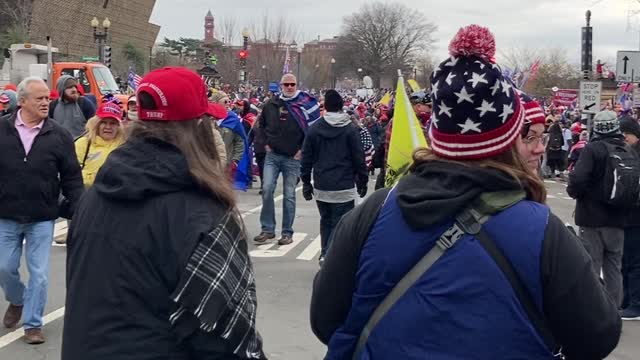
[127,110,138,122]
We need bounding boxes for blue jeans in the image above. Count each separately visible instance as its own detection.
[0,219,54,329]
[316,201,355,257]
[260,152,301,236]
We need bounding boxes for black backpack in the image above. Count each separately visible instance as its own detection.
[547,127,564,151]
[600,141,640,208]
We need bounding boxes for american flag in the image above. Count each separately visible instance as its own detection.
[282,47,291,74]
[128,66,142,90]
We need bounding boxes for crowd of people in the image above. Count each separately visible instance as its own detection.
[0,23,637,359]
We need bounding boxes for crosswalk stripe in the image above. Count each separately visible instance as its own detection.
[296,235,321,261]
[249,233,306,258]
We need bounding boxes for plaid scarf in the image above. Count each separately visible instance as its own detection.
[170,213,264,359]
[280,91,321,134]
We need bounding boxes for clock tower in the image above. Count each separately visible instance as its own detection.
[204,10,214,44]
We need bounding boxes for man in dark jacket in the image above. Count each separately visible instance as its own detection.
[48,75,96,137]
[253,74,320,245]
[567,110,627,308]
[0,76,84,344]
[301,90,368,265]
[620,117,640,320]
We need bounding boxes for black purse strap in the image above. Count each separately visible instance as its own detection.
[81,138,91,169]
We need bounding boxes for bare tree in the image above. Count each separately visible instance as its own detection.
[219,16,237,45]
[334,2,436,87]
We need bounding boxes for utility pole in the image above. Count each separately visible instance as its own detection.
[582,10,593,80]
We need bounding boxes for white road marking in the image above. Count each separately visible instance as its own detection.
[53,222,67,238]
[0,307,65,349]
[249,233,306,258]
[547,194,557,199]
[297,235,322,261]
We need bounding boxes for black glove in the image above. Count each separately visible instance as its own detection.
[303,183,314,201]
[357,185,368,198]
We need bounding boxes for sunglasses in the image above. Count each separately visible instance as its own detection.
[281,83,297,87]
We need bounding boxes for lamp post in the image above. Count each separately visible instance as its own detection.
[91,17,111,63]
[297,47,302,82]
[331,58,336,89]
[240,28,250,83]
[581,10,593,80]
[262,64,267,89]
[314,64,320,89]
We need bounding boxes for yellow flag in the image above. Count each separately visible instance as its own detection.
[378,92,391,106]
[385,76,428,187]
[407,79,421,92]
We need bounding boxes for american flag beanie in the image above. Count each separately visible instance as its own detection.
[429,25,524,160]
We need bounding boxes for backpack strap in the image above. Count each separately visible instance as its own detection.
[353,190,563,359]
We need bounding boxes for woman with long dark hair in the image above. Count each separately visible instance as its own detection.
[62,67,265,360]
[311,25,620,360]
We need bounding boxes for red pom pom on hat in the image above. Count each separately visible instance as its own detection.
[448,24,496,62]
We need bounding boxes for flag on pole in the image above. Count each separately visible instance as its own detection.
[128,66,142,90]
[282,47,291,74]
[378,92,392,106]
[407,79,421,92]
[385,75,428,187]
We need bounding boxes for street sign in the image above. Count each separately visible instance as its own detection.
[616,51,640,83]
[81,56,99,61]
[579,81,602,114]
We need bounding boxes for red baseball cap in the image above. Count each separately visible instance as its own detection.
[205,102,228,120]
[96,102,124,122]
[3,84,16,92]
[136,67,208,121]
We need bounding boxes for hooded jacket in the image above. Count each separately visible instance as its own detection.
[567,135,628,228]
[311,161,621,360]
[62,136,248,360]
[300,113,368,193]
[49,75,96,137]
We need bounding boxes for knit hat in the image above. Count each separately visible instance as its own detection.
[209,91,228,104]
[137,67,209,121]
[324,89,343,112]
[519,92,545,125]
[620,117,640,138]
[0,90,17,111]
[429,25,524,160]
[592,110,620,135]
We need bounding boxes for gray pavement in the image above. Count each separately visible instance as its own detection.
[0,177,637,359]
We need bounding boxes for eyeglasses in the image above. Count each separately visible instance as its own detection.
[522,134,544,147]
[281,83,297,87]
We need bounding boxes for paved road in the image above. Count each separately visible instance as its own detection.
[0,177,637,359]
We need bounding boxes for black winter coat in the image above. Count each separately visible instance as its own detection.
[0,112,84,223]
[300,115,368,192]
[567,135,628,228]
[62,137,247,360]
[625,141,640,228]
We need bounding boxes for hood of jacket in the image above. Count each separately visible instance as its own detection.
[315,113,354,139]
[396,161,526,229]
[93,136,196,201]
[56,75,75,102]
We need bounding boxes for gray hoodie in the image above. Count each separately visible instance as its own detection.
[52,75,88,137]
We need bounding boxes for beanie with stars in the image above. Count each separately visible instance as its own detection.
[429,25,524,160]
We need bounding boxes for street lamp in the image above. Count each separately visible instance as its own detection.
[262,64,267,89]
[297,46,302,83]
[90,16,111,63]
[331,58,336,89]
[242,28,250,39]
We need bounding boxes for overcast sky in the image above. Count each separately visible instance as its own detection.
[150,0,640,67]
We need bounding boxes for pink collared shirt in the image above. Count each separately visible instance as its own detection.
[15,110,44,155]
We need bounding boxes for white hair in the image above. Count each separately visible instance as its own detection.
[17,76,47,100]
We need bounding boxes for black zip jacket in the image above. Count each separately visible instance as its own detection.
[300,115,368,192]
[311,162,621,360]
[0,112,84,223]
[567,136,628,228]
[62,137,254,360]
[258,98,305,157]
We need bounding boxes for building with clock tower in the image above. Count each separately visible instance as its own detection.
[204,10,215,44]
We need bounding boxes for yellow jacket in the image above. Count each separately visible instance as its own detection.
[75,136,123,186]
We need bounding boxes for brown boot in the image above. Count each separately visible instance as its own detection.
[24,328,45,345]
[3,304,23,328]
[278,235,293,245]
[253,232,275,244]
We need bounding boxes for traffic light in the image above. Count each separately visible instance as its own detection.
[239,50,248,59]
[103,45,112,68]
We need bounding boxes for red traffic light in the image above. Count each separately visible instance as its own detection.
[239,50,248,59]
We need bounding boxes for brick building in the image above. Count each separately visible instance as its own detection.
[26,0,160,75]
